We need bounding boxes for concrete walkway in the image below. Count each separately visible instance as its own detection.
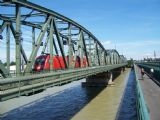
[71,69,130,120]
[135,65,160,120]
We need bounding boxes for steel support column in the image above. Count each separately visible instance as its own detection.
[10,23,28,64]
[79,31,84,67]
[32,27,35,51]
[68,23,72,69]
[81,31,89,67]
[95,42,100,66]
[6,23,10,72]
[88,37,92,66]
[15,4,21,76]
[50,18,54,71]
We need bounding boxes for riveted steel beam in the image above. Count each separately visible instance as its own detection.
[52,18,68,68]
[0,21,7,33]
[68,23,72,68]
[81,31,89,67]
[6,23,10,71]
[50,17,54,71]
[88,37,92,66]
[15,4,21,76]
[32,27,35,51]
[95,42,100,66]
[10,23,28,64]
[41,33,49,54]
[24,16,52,74]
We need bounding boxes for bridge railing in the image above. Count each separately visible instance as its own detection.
[0,63,127,101]
[136,62,160,83]
[134,65,150,120]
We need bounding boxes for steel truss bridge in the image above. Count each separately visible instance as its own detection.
[0,0,127,101]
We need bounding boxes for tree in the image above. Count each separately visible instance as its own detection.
[127,58,134,68]
[10,61,16,66]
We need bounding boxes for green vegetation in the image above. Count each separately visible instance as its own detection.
[3,61,16,66]
[127,58,134,68]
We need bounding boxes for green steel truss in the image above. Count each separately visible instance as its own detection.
[0,0,127,100]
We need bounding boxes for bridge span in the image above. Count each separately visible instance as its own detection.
[1,1,160,120]
[0,0,127,101]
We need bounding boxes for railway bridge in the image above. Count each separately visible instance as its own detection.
[0,0,127,101]
[1,1,160,120]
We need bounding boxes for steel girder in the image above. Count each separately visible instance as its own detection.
[0,0,127,77]
[0,63,127,101]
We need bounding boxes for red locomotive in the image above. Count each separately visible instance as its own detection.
[34,55,87,71]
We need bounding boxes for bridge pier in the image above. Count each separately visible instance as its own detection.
[82,67,124,87]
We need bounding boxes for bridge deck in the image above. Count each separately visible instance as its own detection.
[71,69,130,120]
[135,65,160,120]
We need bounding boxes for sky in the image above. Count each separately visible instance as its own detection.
[30,0,160,60]
[1,0,160,60]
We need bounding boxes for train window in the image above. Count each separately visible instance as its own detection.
[35,58,45,65]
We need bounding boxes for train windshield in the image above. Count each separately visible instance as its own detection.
[35,57,45,65]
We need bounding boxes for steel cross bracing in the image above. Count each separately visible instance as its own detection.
[0,0,127,100]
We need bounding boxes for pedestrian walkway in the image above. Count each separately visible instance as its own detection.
[135,65,160,120]
[71,69,130,120]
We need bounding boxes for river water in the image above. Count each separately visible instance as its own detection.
[1,82,104,120]
[117,69,137,120]
[1,70,137,120]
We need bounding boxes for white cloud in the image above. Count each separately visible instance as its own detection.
[100,39,160,60]
[103,40,111,45]
[144,53,152,56]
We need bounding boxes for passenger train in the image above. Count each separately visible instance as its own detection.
[34,55,87,71]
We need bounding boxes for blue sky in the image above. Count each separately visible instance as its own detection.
[28,0,160,60]
[0,0,160,60]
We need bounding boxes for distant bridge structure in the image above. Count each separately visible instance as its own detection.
[0,0,127,101]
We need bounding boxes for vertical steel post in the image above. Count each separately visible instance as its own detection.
[52,18,68,68]
[93,41,96,66]
[15,4,21,76]
[32,27,35,51]
[112,53,114,64]
[68,23,72,69]
[99,48,102,65]
[88,37,92,66]
[105,56,108,65]
[72,34,80,68]
[79,31,84,67]
[118,55,119,64]
[102,51,105,65]
[41,33,49,54]
[81,31,89,67]
[110,55,112,64]
[50,18,54,71]
[95,42,100,66]
[10,24,28,64]
[24,16,51,74]
[6,23,10,72]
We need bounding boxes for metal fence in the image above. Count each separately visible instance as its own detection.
[134,65,150,120]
